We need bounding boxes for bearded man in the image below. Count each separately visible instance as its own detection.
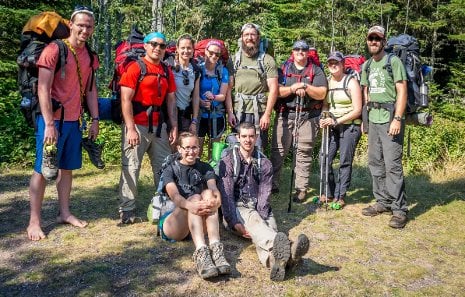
[231,23,278,150]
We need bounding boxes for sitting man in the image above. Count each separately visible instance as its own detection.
[159,132,231,279]
[218,122,310,281]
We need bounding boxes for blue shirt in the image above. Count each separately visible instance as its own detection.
[199,63,229,118]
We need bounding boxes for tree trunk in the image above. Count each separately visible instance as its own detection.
[152,0,164,32]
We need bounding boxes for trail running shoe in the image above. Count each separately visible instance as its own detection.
[41,144,58,181]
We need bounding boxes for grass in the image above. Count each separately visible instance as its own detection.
[0,157,464,297]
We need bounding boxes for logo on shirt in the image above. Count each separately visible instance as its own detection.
[368,67,387,94]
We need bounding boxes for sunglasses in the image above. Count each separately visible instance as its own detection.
[293,47,309,52]
[148,41,167,50]
[181,70,189,86]
[367,36,383,42]
[206,49,221,58]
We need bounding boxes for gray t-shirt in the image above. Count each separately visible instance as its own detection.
[173,63,196,110]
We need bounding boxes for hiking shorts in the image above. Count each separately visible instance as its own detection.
[198,116,225,139]
[34,115,82,173]
[158,211,177,243]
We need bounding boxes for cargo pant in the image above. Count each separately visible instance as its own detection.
[235,202,278,267]
[119,123,172,212]
[271,112,319,192]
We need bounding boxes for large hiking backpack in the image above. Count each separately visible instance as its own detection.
[234,37,271,79]
[17,11,96,129]
[280,47,321,85]
[108,27,170,128]
[327,54,366,101]
[17,12,70,129]
[366,34,431,126]
[194,38,230,66]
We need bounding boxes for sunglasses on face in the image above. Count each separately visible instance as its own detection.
[148,41,167,50]
[293,47,309,52]
[367,36,382,42]
[181,70,189,86]
[206,49,221,58]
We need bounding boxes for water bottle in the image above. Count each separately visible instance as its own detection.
[20,97,31,109]
[419,82,429,107]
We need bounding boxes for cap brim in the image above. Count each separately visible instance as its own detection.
[367,32,384,38]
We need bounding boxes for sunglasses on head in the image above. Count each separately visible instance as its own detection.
[293,47,309,52]
[148,41,167,50]
[181,70,189,86]
[367,35,383,42]
[71,4,94,20]
[207,49,221,58]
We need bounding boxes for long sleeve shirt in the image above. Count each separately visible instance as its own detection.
[219,148,273,229]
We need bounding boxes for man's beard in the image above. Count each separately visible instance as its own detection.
[242,41,259,57]
[369,45,384,56]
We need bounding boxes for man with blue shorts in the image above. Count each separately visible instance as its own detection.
[27,6,100,241]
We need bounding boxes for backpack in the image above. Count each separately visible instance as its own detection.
[365,34,431,125]
[16,11,95,129]
[194,38,230,66]
[234,37,271,79]
[280,47,321,85]
[109,26,170,130]
[211,133,264,184]
[328,54,366,101]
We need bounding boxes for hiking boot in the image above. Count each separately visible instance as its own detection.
[120,210,136,224]
[362,203,391,217]
[193,246,219,279]
[41,144,58,181]
[270,232,291,281]
[389,214,408,229]
[288,234,310,268]
[292,190,307,203]
[209,242,231,275]
[82,138,105,169]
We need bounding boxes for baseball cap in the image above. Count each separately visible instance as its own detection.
[367,25,385,38]
[327,51,344,62]
[292,40,310,50]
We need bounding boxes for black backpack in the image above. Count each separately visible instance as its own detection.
[365,34,431,126]
[17,11,95,129]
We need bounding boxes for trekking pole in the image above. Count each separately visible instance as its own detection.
[207,105,212,161]
[318,111,330,210]
[288,96,303,213]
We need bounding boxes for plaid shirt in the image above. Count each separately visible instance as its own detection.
[219,149,273,229]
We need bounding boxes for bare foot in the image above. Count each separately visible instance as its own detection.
[27,224,46,241]
[56,215,88,228]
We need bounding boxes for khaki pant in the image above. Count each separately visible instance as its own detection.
[271,113,319,192]
[235,204,278,267]
[119,123,171,212]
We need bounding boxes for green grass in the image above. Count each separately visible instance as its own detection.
[0,157,464,296]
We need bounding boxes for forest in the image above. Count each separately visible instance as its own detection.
[1,0,464,167]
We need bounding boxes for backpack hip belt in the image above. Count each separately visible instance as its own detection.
[234,93,266,128]
[367,101,394,111]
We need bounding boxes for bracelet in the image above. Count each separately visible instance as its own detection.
[213,95,216,100]
[333,118,338,126]
[303,82,307,89]
[191,118,198,123]
[92,117,99,121]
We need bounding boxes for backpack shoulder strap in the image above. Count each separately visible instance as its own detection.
[234,50,242,71]
[135,58,147,83]
[384,53,394,80]
[257,51,266,75]
[232,146,240,183]
[190,59,201,81]
[52,39,68,79]
[303,61,315,83]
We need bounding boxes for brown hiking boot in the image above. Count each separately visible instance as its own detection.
[389,214,408,229]
[270,232,291,281]
[288,234,310,268]
[193,246,218,279]
[209,242,231,275]
[362,203,392,217]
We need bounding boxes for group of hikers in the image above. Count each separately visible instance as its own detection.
[25,5,409,282]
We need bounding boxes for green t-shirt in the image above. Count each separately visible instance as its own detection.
[360,54,407,123]
[233,51,278,113]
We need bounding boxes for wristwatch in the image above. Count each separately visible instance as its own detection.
[394,115,402,121]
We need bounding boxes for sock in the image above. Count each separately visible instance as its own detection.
[195,244,207,251]
[209,239,220,246]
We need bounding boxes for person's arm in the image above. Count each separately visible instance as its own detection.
[389,80,407,136]
[37,67,58,145]
[256,158,273,221]
[85,67,99,140]
[120,86,139,146]
[166,91,178,145]
[205,178,221,210]
[218,157,240,229]
[260,76,278,130]
[190,77,200,134]
[225,76,236,127]
[165,182,207,215]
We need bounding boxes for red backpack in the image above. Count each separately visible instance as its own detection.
[343,54,366,80]
[194,38,229,66]
[281,47,321,85]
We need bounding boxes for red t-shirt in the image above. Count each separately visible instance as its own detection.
[119,58,176,126]
[37,42,99,121]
